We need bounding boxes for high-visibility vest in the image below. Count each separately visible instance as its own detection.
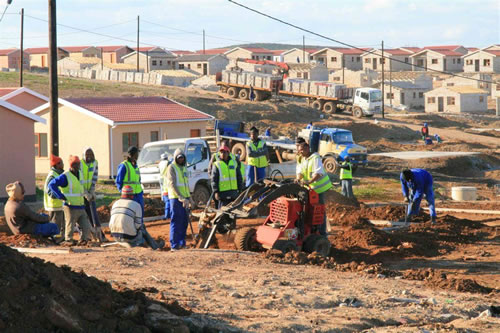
[215,158,238,192]
[44,169,63,211]
[246,140,268,168]
[159,160,170,196]
[340,161,353,180]
[216,152,245,180]
[302,153,332,194]
[61,171,84,206]
[121,160,142,194]
[168,163,190,199]
[80,159,97,192]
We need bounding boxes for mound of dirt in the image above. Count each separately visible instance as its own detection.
[101,197,165,220]
[409,154,498,178]
[0,234,55,248]
[0,244,192,332]
[324,190,360,207]
[327,204,429,226]
[333,226,398,248]
[97,205,110,222]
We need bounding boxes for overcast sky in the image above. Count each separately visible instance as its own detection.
[0,0,498,50]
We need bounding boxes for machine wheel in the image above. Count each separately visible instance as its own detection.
[238,88,249,100]
[192,184,210,209]
[303,235,331,257]
[323,102,335,113]
[323,156,339,174]
[273,240,298,254]
[219,86,228,93]
[311,100,323,111]
[235,227,260,251]
[353,107,364,118]
[227,87,239,98]
[231,142,246,161]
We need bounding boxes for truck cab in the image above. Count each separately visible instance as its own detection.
[352,88,382,117]
[138,138,212,206]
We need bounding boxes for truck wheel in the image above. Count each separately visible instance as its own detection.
[273,240,298,254]
[353,107,363,118]
[303,235,331,257]
[323,156,339,174]
[323,102,335,113]
[227,87,239,99]
[311,100,323,111]
[238,88,249,100]
[231,142,246,161]
[254,90,265,101]
[192,184,210,209]
[219,86,228,93]
[235,227,260,251]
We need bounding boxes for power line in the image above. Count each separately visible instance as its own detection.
[227,0,493,84]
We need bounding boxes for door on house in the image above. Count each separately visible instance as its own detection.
[438,97,444,112]
[474,59,480,72]
[41,55,46,67]
[203,63,207,75]
[373,58,377,70]
[111,54,115,63]
[190,129,201,137]
[400,92,405,105]
[443,59,447,71]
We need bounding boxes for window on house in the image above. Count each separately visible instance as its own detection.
[447,83,455,86]
[251,56,256,60]
[332,76,340,81]
[152,60,157,66]
[190,129,201,137]
[466,59,472,65]
[484,59,491,66]
[365,58,371,63]
[457,58,461,64]
[187,64,191,69]
[34,133,48,158]
[453,59,456,64]
[331,57,336,62]
[267,56,271,60]
[159,60,163,66]
[479,96,484,103]
[431,59,438,64]
[386,92,394,99]
[419,92,424,98]
[150,131,159,142]
[167,61,171,65]
[356,57,360,62]
[447,97,455,105]
[179,64,185,69]
[427,97,435,103]
[122,132,139,152]
[303,72,309,79]
[380,58,384,64]
[296,72,302,78]
[309,56,313,60]
[197,63,202,68]
[413,92,416,98]
[405,57,409,63]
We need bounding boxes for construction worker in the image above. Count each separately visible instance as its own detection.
[421,123,429,140]
[209,141,245,186]
[81,147,103,241]
[296,142,333,236]
[400,168,437,224]
[116,146,143,216]
[44,154,65,238]
[109,185,164,250]
[4,181,59,237]
[48,155,93,245]
[159,153,171,219]
[306,122,313,129]
[245,126,269,187]
[211,145,243,208]
[339,156,355,199]
[167,148,193,251]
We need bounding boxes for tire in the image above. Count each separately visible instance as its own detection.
[192,184,210,209]
[219,86,228,93]
[273,240,298,254]
[227,87,239,99]
[238,88,249,100]
[231,142,246,161]
[323,156,339,174]
[234,227,259,251]
[303,234,331,257]
[323,102,335,113]
[311,100,323,111]
[353,107,364,118]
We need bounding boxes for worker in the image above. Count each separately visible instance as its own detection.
[167,148,193,251]
[400,168,437,224]
[264,127,271,138]
[211,145,243,208]
[4,181,59,237]
[306,122,313,129]
[296,142,333,236]
[245,126,269,187]
[81,147,103,241]
[338,156,355,199]
[109,185,165,250]
[116,146,143,216]
[249,85,255,101]
[43,154,65,238]
[48,155,93,245]
[421,123,429,140]
[209,141,245,182]
[159,153,171,219]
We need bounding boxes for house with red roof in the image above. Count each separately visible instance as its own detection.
[462,45,500,73]
[361,48,414,72]
[224,47,273,61]
[411,45,468,72]
[0,48,30,70]
[99,45,134,63]
[30,96,214,177]
[311,48,367,71]
[122,47,176,71]
[25,47,69,68]
[281,48,319,64]
[62,46,102,58]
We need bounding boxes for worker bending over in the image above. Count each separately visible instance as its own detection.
[116,146,143,217]
[81,147,103,241]
[211,145,243,208]
[44,155,65,238]
[339,156,355,199]
[400,168,437,224]
[245,126,269,187]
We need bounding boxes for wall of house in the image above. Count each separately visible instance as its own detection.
[314,50,360,70]
[5,92,47,111]
[225,49,252,60]
[103,48,132,63]
[446,56,464,72]
[208,56,229,75]
[425,89,460,113]
[442,74,492,95]
[0,106,36,201]
[29,52,67,68]
[328,68,378,87]
[0,51,30,70]
[0,55,9,68]
[283,50,311,63]
[460,93,488,113]
[384,86,426,109]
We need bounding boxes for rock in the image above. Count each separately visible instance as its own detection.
[117,304,140,318]
[478,309,493,318]
[45,299,84,333]
[376,274,386,279]
[401,290,408,295]
[229,292,243,298]
[144,312,189,333]
[421,297,437,305]
[148,303,169,313]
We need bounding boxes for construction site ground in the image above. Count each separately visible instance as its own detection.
[1,72,499,331]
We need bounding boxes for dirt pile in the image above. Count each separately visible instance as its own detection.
[0,244,192,332]
[324,190,360,208]
[97,205,111,222]
[98,197,165,222]
[0,234,55,248]
[410,154,498,178]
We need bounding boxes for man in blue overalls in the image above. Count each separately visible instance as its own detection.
[400,168,437,224]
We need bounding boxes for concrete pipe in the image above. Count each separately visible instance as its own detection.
[451,186,477,201]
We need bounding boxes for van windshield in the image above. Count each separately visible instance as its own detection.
[138,143,184,167]
[333,132,354,144]
[370,90,382,102]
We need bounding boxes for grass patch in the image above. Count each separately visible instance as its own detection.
[35,187,44,201]
[353,185,391,201]
[96,196,116,207]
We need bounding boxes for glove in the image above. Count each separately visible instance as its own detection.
[182,199,191,208]
[214,192,220,200]
[404,196,410,203]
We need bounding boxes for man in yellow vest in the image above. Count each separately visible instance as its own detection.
[116,146,143,216]
[211,145,243,208]
[48,155,92,245]
[166,148,193,250]
[245,126,269,187]
[44,154,65,238]
[81,147,103,241]
[159,153,171,219]
[296,142,333,236]
[339,156,355,199]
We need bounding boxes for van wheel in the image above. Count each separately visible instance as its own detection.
[353,107,363,118]
[231,142,246,161]
[192,184,210,209]
[227,87,239,98]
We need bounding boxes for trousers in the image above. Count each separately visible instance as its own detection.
[341,179,355,199]
[34,223,60,237]
[162,195,171,219]
[245,165,266,187]
[169,198,188,249]
[63,206,92,241]
[84,198,101,227]
[49,210,65,236]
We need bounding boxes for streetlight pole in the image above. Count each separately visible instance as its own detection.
[49,0,59,155]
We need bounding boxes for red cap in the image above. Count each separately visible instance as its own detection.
[68,155,80,167]
[219,145,230,152]
[50,154,62,167]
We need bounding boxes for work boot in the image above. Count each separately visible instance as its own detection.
[154,240,165,251]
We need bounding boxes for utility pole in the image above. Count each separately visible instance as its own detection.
[342,54,345,84]
[48,0,59,155]
[203,29,205,54]
[136,15,140,72]
[146,50,149,72]
[100,47,103,70]
[381,40,385,119]
[302,35,305,63]
[389,58,392,108]
[19,7,24,87]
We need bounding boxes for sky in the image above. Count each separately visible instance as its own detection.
[0,0,498,51]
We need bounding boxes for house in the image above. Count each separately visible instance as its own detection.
[0,98,46,202]
[122,47,176,71]
[176,54,229,75]
[30,96,214,177]
[99,45,134,63]
[424,86,488,113]
[57,56,101,71]
[62,46,102,58]
[287,63,328,81]
[0,49,30,70]
[329,68,379,87]
[224,47,273,61]
[311,48,366,71]
[0,86,49,112]
[442,73,493,95]
[193,48,230,55]
[361,48,414,72]
[373,73,432,110]
[270,50,286,62]
[463,46,500,73]
[411,45,468,72]
[25,47,69,68]
[282,48,319,64]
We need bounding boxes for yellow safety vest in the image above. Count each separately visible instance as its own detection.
[61,171,84,206]
[80,160,96,192]
[302,153,332,194]
[44,169,63,211]
[215,158,238,192]
[159,161,170,196]
[216,152,245,180]
[168,163,190,199]
[246,140,268,168]
[340,161,353,180]
[121,160,142,194]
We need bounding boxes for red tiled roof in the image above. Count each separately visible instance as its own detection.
[466,47,479,52]
[424,45,462,51]
[194,48,229,55]
[133,46,159,52]
[0,49,18,56]
[99,45,129,52]
[401,47,421,52]
[270,49,286,55]
[336,48,369,55]
[384,48,413,56]
[62,46,93,52]
[0,88,18,97]
[485,50,500,56]
[429,49,463,56]
[171,50,195,55]
[66,96,212,123]
[25,47,68,54]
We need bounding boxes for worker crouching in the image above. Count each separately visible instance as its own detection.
[211,145,243,208]
[400,168,437,224]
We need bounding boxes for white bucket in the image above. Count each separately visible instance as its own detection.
[451,187,477,201]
